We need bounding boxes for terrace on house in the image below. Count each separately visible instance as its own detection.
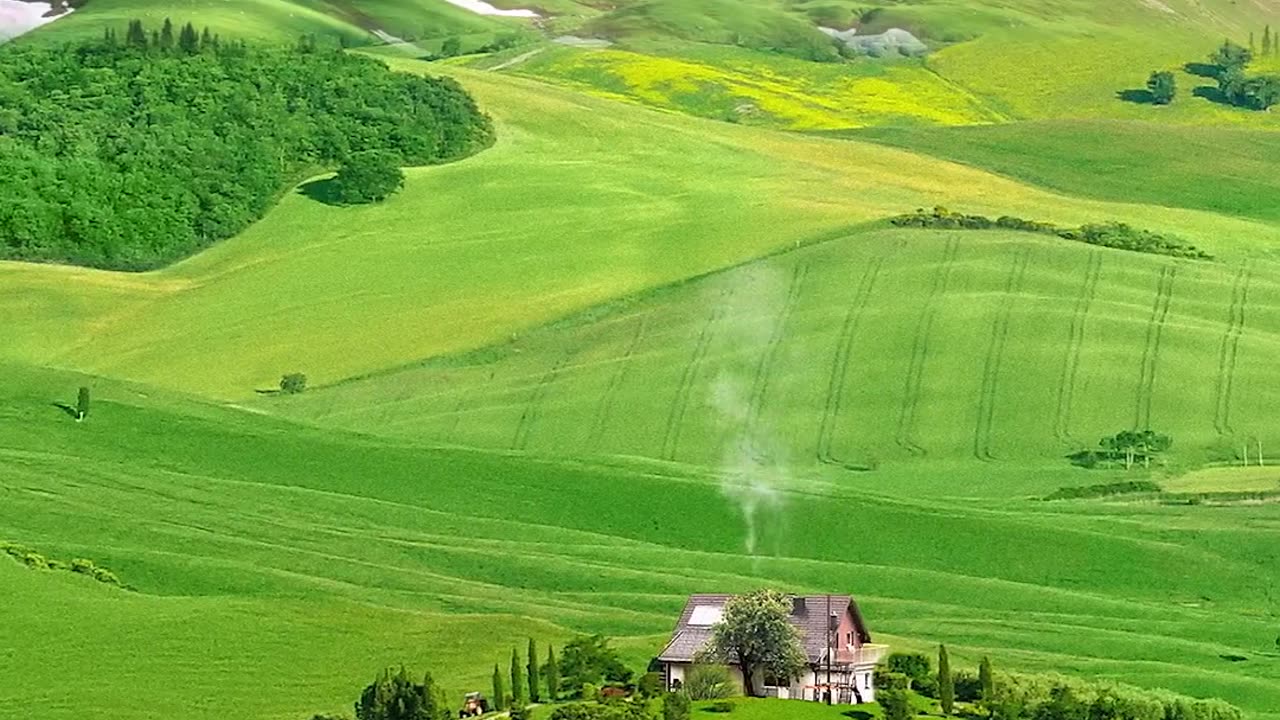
[657,594,888,704]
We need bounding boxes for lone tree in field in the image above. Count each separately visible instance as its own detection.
[280,373,307,394]
[1099,429,1172,469]
[938,645,955,716]
[697,589,806,697]
[1147,71,1176,104]
[527,638,541,703]
[333,150,405,205]
[1210,40,1253,73]
[441,36,462,57]
[75,386,90,422]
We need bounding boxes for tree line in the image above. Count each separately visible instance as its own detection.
[890,207,1211,260]
[0,21,494,270]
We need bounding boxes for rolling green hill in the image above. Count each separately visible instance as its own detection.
[269,226,1280,470]
[3,363,1280,719]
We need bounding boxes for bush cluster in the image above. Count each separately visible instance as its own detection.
[1044,481,1162,501]
[890,207,1211,260]
[549,701,650,720]
[1,542,122,586]
[989,672,1242,720]
[0,23,494,270]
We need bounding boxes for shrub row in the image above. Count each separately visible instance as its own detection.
[890,207,1212,260]
[1,541,123,587]
[990,671,1242,720]
[1044,481,1163,501]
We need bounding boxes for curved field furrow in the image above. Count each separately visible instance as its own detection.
[1134,265,1176,430]
[511,352,574,451]
[817,253,889,468]
[1213,263,1253,437]
[1053,250,1103,443]
[745,263,810,438]
[587,315,649,448]
[973,246,1032,461]
[896,239,960,457]
[661,289,733,461]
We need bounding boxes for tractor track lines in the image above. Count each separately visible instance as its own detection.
[1134,264,1177,430]
[510,351,574,451]
[1053,251,1103,443]
[973,247,1031,461]
[744,263,810,438]
[895,238,959,457]
[817,253,888,469]
[1214,263,1253,436]
[661,289,733,461]
[587,315,649,448]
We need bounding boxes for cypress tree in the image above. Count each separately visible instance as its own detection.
[178,22,199,54]
[1265,25,1273,57]
[546,646,560,702]
[978,656,994,703]
[160,18,174,49]
[511,647,525,707]
[75,386,90,421]
[527,638,541,703]
[938,645,954,716]
[492,664,506,711]
[125,20,147,48]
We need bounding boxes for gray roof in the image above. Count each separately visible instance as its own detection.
[657,594,872,664]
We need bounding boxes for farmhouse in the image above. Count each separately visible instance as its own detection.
[657,594,887,704]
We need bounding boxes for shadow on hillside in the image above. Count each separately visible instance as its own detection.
[50,402,78,420]
[1184,62,1220,79]
[298,177,344,207]
[842,712,874,720]
[1193,85,1232,105]
[1116,88,1156,104]
[254,388,281,396]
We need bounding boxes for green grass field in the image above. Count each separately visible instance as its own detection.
[4,2,1280,718]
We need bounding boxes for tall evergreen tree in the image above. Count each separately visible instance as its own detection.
[938,645,955,716]
[125,20,147,48]
[178,22,199,54]
[200,26,213,50]
[1264,26,1273,57]
[527,638,541,703]
[492,664,506,711]
[75,386,90,421]
[978,656,994,703]
[159,18,174,49]
[511,647,526,707]
[546,646,560,702]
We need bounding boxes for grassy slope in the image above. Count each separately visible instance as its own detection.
[271,227,1280,470]
[853,121,1280,223]
[3,363,1280,718]
[9,60,1278,399]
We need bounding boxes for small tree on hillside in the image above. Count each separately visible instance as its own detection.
[280,373,307,394]
[441,36,462,57]
[1147,71,1176,104]
[662,691,691,720]
[698,589,807,697]
[878,686,912,720]
[492,664,507,711]
[545,646,560,701]
[938,645,955,716]
[332,150,405,205]
[1210,40,1253,72]
[159,18,175,49]
[75,386,91,422]
[178,22,200,54]
[527,638,541,703]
